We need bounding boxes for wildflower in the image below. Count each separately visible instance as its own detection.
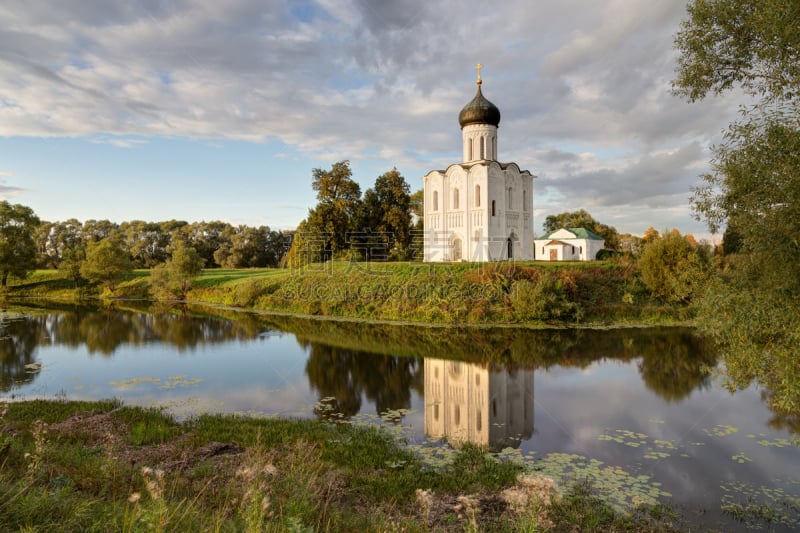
[128,492,141,504]
[415,488,434,522]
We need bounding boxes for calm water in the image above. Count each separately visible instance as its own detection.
[2,302,798,531]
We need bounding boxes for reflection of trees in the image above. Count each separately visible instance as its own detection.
[303,340,423,419]
[0,315,45,391]
[1,304,268,367]
[283,316,721,405]
[637,331,717,402]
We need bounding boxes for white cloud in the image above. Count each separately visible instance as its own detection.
[0,0,744,233]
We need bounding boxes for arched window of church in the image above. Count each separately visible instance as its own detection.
[491,200,496,217]
[492,136,497,159]
[468,139,473,161]
[433,191,438,211]
[507,187,513,209]
[479,137,485,159]
[434,404,439,421]
[475,185,480,207]
[476,410,482,431]
[454,405,461,427]
[523,189,527,211]
[473,229,479,242]
[453,188,459,209]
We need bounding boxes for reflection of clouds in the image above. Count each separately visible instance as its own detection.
[532,361,800,513]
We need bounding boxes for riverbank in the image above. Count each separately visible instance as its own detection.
[3,261,693,328]
[0,399,681,532]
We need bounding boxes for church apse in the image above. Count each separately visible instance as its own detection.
[424,358,534,450]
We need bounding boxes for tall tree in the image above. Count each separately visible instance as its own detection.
[306,160,362,257]
[80,238,133,293]
[673,0,800,103]
[356,169,412,259]
[674,0,800,414]
[542,209,620,250]
[0,201,40,287]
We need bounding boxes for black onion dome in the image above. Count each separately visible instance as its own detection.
[458,85,501,128]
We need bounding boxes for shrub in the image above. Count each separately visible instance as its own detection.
[510,275,581,322]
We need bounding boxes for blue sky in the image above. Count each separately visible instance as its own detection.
[0,0,745,239]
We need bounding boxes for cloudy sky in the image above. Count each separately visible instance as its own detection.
[0,0,744,238]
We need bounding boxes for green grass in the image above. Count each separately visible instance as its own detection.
[0,399,684,532]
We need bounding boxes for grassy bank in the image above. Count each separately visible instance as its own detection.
[3,261,692,327]
[0,399,681,532]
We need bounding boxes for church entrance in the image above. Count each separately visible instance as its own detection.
[507,238,513,259]
[550,248,558,261]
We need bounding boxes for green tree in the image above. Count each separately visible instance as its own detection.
[309,160,362,256]
[356,169,412,259]
[0,201,40,287]
[637,229,712,304]
[541,209,620,250]
[80,238,133,293]
[150,240,205,300]
[674,0,800,414]
[673,0,800,103]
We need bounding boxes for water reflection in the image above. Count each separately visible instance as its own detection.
[0,304,266,392]
[302,341,423,418]
[424,359,534,450]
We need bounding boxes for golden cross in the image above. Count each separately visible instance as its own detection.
[476,63,483,84]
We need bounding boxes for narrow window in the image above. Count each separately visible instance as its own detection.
[572,246,575,254]
[474,230,479,242]
[492,136,497,159]
[523,189,527,211]
[434,404,439,421]
[433,191,438,211]
[491,200,496,217]
[454,405,461,427]
[453,188,459,209]
[476,410,482,431]
[475,185,480,207]
[541,247,545,255]
[468,139,473,161]
[507,187,513,209]
[580,246,583,254]
[480,137,485,159]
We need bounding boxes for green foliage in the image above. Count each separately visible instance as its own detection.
[673,0,800,102]
[541,209,621,250]
[80,238,133,294]
[637,230,712,304]
[0,201,40,287]
[510,275,580,322]
[675,0,800,417]
[149,240,205,300]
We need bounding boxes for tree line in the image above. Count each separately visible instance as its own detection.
[0,202,287,288]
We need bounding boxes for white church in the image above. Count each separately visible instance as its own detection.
[423,66,536,262]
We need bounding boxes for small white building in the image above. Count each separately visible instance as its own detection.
[423,68,536,262]
[534,228,605,261]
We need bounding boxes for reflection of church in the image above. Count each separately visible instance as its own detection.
[424,358,534,449]
[423,64,536,262]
